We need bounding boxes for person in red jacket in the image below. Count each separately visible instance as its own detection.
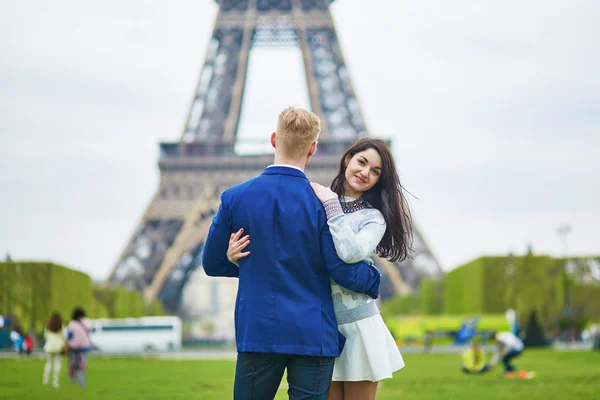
[24,334,34,355]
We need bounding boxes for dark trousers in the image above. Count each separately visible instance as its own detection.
[502,349,523,372]
[234,352,335,400]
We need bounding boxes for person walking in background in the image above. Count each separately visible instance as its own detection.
[43,311,66,388]
[67,307,92,390]
[24,333,34,355]
[203,106,381,400]
[9,322,24,354]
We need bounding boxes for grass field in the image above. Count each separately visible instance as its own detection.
[1,350,598,399]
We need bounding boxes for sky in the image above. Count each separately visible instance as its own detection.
[1,0,598,280]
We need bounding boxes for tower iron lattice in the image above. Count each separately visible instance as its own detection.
[107,0,443,316]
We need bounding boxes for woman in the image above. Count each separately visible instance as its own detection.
[229,138,413,399]
[43,311,66,388]
[67,306,92,390]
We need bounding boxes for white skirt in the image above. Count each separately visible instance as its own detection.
[332,313,405,382]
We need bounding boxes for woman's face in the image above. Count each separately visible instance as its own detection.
[343,148,382,197]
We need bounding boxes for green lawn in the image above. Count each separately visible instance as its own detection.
[1,350,598,399]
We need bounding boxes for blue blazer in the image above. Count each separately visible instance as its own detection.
[202,166,381,357]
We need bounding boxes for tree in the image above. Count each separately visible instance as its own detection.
[523,310,547,347]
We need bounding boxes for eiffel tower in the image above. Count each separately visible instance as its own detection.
[107,0,443,318]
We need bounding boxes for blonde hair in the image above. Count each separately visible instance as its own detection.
[276,106,321,159]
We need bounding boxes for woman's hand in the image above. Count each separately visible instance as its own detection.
[227,228,250,266]
[310,182,338,204]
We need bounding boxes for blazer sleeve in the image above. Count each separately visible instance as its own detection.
[320,225,380,299]
[202,192,240,278]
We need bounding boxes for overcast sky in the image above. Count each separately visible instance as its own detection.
[1,0,598,280]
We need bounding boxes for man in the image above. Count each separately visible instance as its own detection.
[202,107,381,400]
[491,331,525,376]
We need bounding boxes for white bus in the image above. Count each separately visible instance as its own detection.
[89,316,181,353]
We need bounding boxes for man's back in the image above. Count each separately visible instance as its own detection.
[206,166,340,356]
[202,166,380,357]
[231,168,331,296]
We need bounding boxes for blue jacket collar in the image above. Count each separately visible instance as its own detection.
[262,166,307,179]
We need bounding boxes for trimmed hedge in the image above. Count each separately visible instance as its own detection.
[441,255,599,328]
[419,279,444,315]
[443,255,560,316]
[444,258,487,314]
[381,255,600,333]
[0,262,92,333]
[0,262,165,334]
[570,282,600,323]
[90,294,110,319]
[380,294,421,319]
[92,286,164,319]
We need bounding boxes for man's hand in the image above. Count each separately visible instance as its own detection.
[227,228,250,266]
[310,182,338,204]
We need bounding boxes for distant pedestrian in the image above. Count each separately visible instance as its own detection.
[10,323,24,354]
[24,334,34,355]
[492,331,532,378]
[67,307,92,390]
[43,311,66,388]
[460,341,492,374]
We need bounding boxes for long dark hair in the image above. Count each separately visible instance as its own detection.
[331,138,413,262]
[46,311,63,333]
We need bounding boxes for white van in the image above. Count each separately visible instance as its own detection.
[89,316,181,353]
